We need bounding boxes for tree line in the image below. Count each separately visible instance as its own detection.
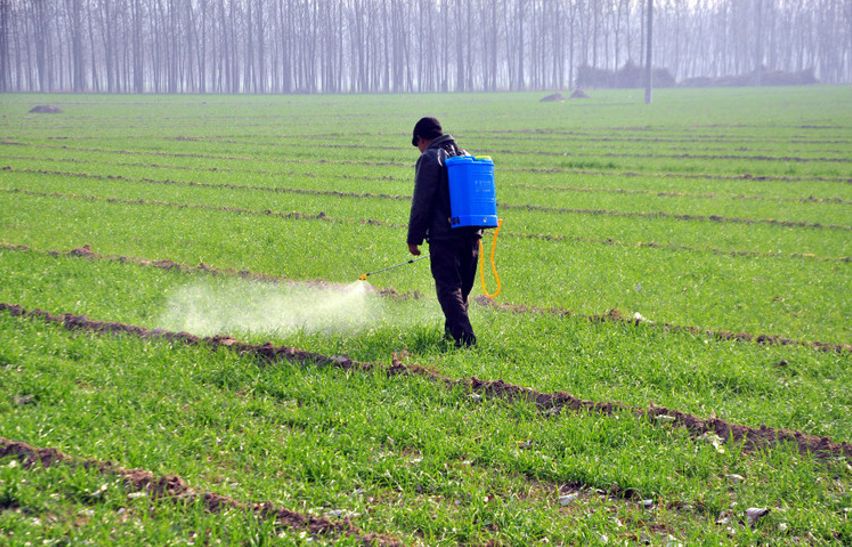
[0,0,849,94]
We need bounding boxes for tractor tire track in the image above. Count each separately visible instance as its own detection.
[0,437,399,546]
[2,242,848,353]
[4,168,849,233]
[1,302,849,460]
[2,186,848,264]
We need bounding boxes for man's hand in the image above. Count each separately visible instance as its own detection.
[408,243,421,256]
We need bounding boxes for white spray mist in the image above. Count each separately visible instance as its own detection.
[158,278,383,337]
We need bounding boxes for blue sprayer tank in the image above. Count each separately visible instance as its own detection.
[445,155,499,229]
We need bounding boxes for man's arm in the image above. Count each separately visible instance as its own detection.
[406,152,442,248]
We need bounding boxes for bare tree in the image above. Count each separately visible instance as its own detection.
[645,0,652,103]
[1,0,848,94]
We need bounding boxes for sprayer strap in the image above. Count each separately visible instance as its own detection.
[478,219,502,299]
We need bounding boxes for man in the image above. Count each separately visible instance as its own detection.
[407,117,482,347]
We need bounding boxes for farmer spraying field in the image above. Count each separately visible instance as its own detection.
[407,117,500,348]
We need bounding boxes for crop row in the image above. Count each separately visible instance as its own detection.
[30,129,852,149]
[1,247,847,439]
[13,138,852,187]
[220,137,852,164]
[5,309,793,543]
[8,140,852,180]
[134,133,852,161]
[187,128,852,147]
[4,165,849,260]
[6,155,851,205]
[12,117,852,162]
[0,437,392,545]
[2,242,848,355]
[6,179,850,266]
[4,182,850,281]
[3,188,847,341]
[4,302,850,460]
[5,166,849,234]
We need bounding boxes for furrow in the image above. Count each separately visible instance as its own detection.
[7,163,851,206]
[2,242,849,353]
[501,203,851,231]
[306,141,852,164]
[168,131,852,147]
[2,185,848,263]
[473,296,852,354]
[161,135,852,158]
[6,172,851,241]
[0,242,420,301]
[1,302,849,460]
[0,437,400,546]
[7,141,852,183]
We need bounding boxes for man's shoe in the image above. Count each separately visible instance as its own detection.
[455,332,477,348]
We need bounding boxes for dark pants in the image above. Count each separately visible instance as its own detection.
[429,237,479,346]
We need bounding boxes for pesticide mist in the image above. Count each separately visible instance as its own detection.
[158,278,386,337]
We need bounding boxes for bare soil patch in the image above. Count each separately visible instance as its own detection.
[29,105,62,114]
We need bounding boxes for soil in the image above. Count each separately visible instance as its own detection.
[29,105,62,114]
[0,437,399,546]
[539,93,566,103]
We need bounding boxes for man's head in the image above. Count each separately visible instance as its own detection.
[411,117,443,152]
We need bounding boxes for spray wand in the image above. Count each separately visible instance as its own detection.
[358,255,430,281]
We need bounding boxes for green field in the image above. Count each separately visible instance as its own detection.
[0,88,850,544]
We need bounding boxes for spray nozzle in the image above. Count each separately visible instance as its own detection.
[357,255,429,282]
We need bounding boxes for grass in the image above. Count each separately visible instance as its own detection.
[0,87,850,543]
[1,189,847,341]
[1,315,848,543]
[0,248,848,440]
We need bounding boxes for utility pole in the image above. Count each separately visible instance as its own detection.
[644,0,653,104]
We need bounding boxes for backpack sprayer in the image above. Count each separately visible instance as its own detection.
[358,154,502,298]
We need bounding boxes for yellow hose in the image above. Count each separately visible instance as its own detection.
[478,219,502,299]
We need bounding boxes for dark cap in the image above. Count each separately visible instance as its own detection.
[411,117,442,146]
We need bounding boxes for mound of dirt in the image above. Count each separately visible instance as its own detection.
[570,88,590,99]
[539,93,565,103]
[29,105,62,114]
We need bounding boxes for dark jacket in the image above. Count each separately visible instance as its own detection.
[407,134,482,245]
